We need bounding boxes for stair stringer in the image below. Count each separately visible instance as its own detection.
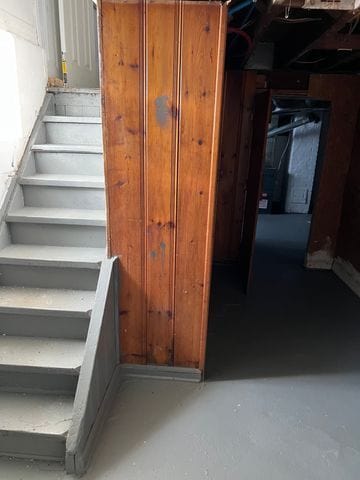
[65,256,120,475]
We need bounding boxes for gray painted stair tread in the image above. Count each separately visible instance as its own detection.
[0,245,104,266]
[20,174,104,188]
[0,287,95,314]
[43,115,101,124]
[0,392,73,435]
[7,207,106,226]
[0,336,84,370]
[32,144,103,153]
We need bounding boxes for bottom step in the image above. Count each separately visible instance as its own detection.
[0,392,73,460]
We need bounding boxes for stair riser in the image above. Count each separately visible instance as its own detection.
[45,122,102,145]
[35,151,104,176]
[51,92,101,117]
[22,185,105,210]
[0,265,99,290]
[0,431,66,461]
[0,371,78,395]
[0,313,89,340]
[9,223,106,248]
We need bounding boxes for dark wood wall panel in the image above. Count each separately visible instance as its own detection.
[100,0,226,369]
[213,71,256,263]
[306,75,360,269]
[336,110,360,271]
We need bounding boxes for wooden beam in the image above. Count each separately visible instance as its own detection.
[312,33,360,50]
[285,12,356,65]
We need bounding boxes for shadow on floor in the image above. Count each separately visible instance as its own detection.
[206,214,360,381]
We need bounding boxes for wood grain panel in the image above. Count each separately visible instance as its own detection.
[306,75,360,269]
[145,1,179,365]
[214,71,256,263]
[174,2,227,368]
[240,91,271,292]
[100,0,226,369]
[100,0,146,364]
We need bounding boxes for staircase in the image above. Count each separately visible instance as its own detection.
[0,89,118,473]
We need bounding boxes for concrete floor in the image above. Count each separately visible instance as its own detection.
[1,214,360,479]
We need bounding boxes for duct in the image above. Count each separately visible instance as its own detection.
[267,116,315,138]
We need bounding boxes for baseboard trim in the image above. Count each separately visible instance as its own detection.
[333,257,360,298]
[119,364,202,383]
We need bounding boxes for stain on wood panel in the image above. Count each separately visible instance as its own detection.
[306,75,360,269]
[174,2,227,368]
[145,1,179,365]
[100,1,146,363]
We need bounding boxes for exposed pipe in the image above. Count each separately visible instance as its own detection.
[228,0,255,17]
[267,117,315,138]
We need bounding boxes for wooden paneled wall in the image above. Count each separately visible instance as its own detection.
[99,0,226,369]
[306,75,360,269]
[213,71,256,263]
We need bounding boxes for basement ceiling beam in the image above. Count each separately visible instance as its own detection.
[312,33,360,50]
[284,11,357,66]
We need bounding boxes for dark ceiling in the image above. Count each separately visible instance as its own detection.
[226,0,360,73]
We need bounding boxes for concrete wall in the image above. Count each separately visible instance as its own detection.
[0,0,48,211]
[285,119,321,214]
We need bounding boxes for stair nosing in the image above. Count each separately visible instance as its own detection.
[0,305,91,317]
[43,115,101,124]
[19,175,105,189]
[6,208,106,227]
[31,144,103,154]
[0,363,81,376]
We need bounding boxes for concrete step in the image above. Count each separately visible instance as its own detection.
[0,263,99,290]
[43,116,102,146]
[0,244,104,268]
[0,286,95,317]
[7,207,106,226]
[0,336,84,370]
[33,150,103,176]
[21,185,105,210]
[48,88,101,117]
[8,222,106,248]
[0,336,84,394]
[0,311,89,340]
[20,174,104,188]
[0,391,73,460]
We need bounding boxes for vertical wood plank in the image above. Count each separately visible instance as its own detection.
[174,2,227,368]
[145,1,179,365]
[240,91,271,293]
[213,71,256,263]
[100,0,146,363]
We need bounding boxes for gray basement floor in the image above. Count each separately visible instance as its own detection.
[2,214,360,479]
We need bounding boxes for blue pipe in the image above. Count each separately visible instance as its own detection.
[228,0,255,17]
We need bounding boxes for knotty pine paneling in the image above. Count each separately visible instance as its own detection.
[99,0,226,369]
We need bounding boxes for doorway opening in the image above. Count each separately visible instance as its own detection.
[206,94,360,381]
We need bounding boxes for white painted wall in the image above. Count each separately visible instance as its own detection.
[58,0,99,88]
[0,0,48,210]
[285,119,321,214]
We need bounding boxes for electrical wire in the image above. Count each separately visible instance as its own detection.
[227,27,253,55]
